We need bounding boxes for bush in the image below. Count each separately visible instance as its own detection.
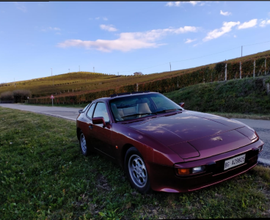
[13,90,31,103]
[0,90,31,103]
[0,91,14,103]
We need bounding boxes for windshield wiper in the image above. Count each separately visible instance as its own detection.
[155,109,181,114]
[121,113,152,119]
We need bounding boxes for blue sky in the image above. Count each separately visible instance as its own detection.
[1,1,270,83]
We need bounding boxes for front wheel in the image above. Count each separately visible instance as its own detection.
[124,147,151,194]
[79,131,89,156]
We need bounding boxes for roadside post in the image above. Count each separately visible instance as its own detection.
[50,95,54,106]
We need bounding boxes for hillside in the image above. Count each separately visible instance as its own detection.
[1,49,270,104]
[165,75,270,115]
[0,69,199,99]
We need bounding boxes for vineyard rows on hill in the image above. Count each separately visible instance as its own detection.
[1,50,270,104]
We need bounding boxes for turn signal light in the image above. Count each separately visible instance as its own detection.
[176,166,206,176]
[177,168,191,175]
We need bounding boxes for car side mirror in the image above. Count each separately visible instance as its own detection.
[179,102,185,108]
[78,109,83,114]
[92,117,106,127]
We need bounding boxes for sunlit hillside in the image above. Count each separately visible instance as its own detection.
[0,49,270,103]
[0,68,201,98]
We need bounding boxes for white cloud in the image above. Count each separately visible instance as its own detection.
[189,1,200,6]
[166,2,174,7]
[95,17,108,21]
[49,27,61,31]
[259,19,270,27]
[185,38,197,43]
[14,3,27,13]
[238,19,257,29]
[220,10,231,16]
[41,27,61,32]
[100,24,117,32]
[57,26,198,52]
[166,1,201,7]
[203,21,240,41]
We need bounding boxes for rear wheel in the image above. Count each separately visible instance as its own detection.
[124,147,151,194]
[79,131,89,156]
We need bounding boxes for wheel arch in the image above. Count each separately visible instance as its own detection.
[121,143,134,168]
[76,127,81,140]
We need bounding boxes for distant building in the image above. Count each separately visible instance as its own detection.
[133,72,143,76]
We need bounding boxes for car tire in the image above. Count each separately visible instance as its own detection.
[79,131,89,156]
[124,147,151,194]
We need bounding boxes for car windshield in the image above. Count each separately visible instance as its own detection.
[110,93,183,122]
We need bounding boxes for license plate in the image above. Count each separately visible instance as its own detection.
[224,154,246,170]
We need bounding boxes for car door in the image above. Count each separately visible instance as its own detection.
[82,102,96,151]
[91,102,115,159]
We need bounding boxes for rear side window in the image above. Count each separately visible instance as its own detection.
[86,103,96,119]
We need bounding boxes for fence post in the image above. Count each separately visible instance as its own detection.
[253,59,256,78]
[265,58,267,75]
[239,61,242,79]
[225,63,227,81]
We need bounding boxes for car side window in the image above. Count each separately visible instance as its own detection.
[93,102,110,123]
[86,103,96,119]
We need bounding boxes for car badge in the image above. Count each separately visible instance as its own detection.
[211,136,223,141]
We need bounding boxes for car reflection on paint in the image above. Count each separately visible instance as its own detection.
[76,91,264,193]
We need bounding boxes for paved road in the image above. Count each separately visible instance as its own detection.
[1,103,269,166]
[0,103,81,121]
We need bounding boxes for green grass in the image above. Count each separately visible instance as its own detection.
[0,107,270,219]
[165,75,270,115]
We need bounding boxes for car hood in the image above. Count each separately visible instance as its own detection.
[126,111,255,159]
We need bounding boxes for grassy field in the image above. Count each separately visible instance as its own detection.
[165,75,270,115]
[0,107,270,219]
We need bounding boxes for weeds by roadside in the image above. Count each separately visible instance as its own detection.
[0,107,270,219]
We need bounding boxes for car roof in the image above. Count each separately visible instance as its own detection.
[91,91,159,103]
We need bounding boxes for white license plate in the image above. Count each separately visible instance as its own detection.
[224,154,246,170]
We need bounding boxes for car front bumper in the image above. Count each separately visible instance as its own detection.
[147,139,264,193]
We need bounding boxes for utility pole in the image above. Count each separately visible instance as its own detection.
[51,68,54,86]
[225,63,227,81]
[93,67,95,73]
[241,46,243,57]
[170,62,171,71]
[253,60,256,78]
[68,68,70,73]
[265,58,267,75]
[240,61,242,79]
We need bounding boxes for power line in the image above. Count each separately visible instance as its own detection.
[243,40,270,47]
[111,40,270,75]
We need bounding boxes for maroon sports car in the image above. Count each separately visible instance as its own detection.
[76,92,264,193]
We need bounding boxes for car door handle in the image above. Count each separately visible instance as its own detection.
[89,125,93,130]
